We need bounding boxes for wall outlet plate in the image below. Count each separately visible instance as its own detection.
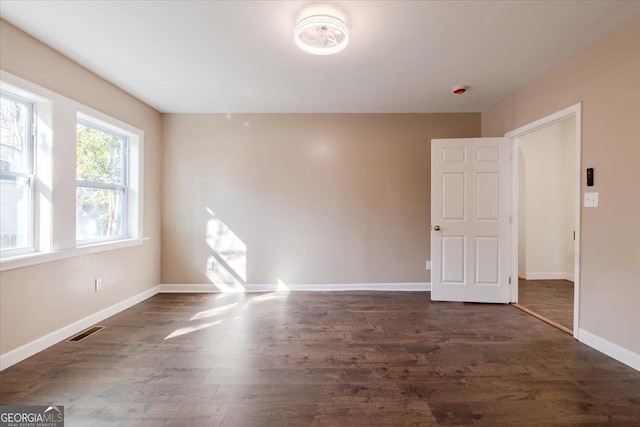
[584,192,599,208]
[425,261,432,270]
[95,278,103,291]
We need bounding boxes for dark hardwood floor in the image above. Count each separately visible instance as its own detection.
[518,279,574,330]
[2,292,639,426]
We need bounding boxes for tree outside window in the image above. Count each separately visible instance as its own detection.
[76,122,127,242]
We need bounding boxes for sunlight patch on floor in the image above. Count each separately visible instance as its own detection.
[189,302,238,321]
[164,320,223,339]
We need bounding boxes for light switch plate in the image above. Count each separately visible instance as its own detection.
[584,192,599,208]
[425,261,432,270]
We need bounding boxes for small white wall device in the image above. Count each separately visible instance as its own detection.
[452,85,468,95]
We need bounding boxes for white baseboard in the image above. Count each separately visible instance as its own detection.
[159,284,220,293]
[160,283,431,293]
[579,329,640,372]
[286,283,431,292]
[525,272,574,281]
[0,285,160,371]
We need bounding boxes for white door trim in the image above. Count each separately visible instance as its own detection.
[505,103,582,340]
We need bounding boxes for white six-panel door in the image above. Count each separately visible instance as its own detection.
[431,138,512,303]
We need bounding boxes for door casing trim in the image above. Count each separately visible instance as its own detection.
[505,103,582,340]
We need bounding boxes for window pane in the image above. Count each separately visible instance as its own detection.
[76,186,124,241]
[76,124,124,184]
[0,175,31,250]
[0,95,32,173]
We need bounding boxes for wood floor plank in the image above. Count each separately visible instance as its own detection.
[1,291,639,426]
[518,279,574,330]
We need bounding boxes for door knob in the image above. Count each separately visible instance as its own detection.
[432,225,441,231]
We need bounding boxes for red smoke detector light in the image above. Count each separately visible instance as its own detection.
[453,85,468,95]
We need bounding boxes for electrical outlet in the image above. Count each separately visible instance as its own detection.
[425,261,432,270]
[584,192,599,208]
[95,278,103,292]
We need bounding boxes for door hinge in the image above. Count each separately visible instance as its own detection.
[509,215,512,224]
[31,122,36,138]
[509,277,512,285]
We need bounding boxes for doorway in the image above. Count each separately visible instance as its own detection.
[506,105,581,338]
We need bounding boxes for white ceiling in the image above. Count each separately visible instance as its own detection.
[1,1,639,113]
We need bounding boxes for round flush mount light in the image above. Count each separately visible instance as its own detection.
[295,15,349,55]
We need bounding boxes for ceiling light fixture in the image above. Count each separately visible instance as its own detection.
[295,15,349,55]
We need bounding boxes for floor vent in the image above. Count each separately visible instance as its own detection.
[67,326,105,342]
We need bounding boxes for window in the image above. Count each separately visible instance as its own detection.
[1,71,143,270]
[76,119,129,243]
[0,91,35,254]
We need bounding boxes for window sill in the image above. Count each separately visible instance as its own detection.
[0,238,148,272]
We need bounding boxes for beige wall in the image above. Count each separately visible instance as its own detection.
[0,21,162,355]
[3,10,636,366]
[518,117,575,280]
[162,114,480,286]
[482,18,640,354]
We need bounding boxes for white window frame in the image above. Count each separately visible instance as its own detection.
[75,117,130,245]
[0,79,54,260]
[0,71,144,272]
[74,110,143,246]
[0,90,36,256]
